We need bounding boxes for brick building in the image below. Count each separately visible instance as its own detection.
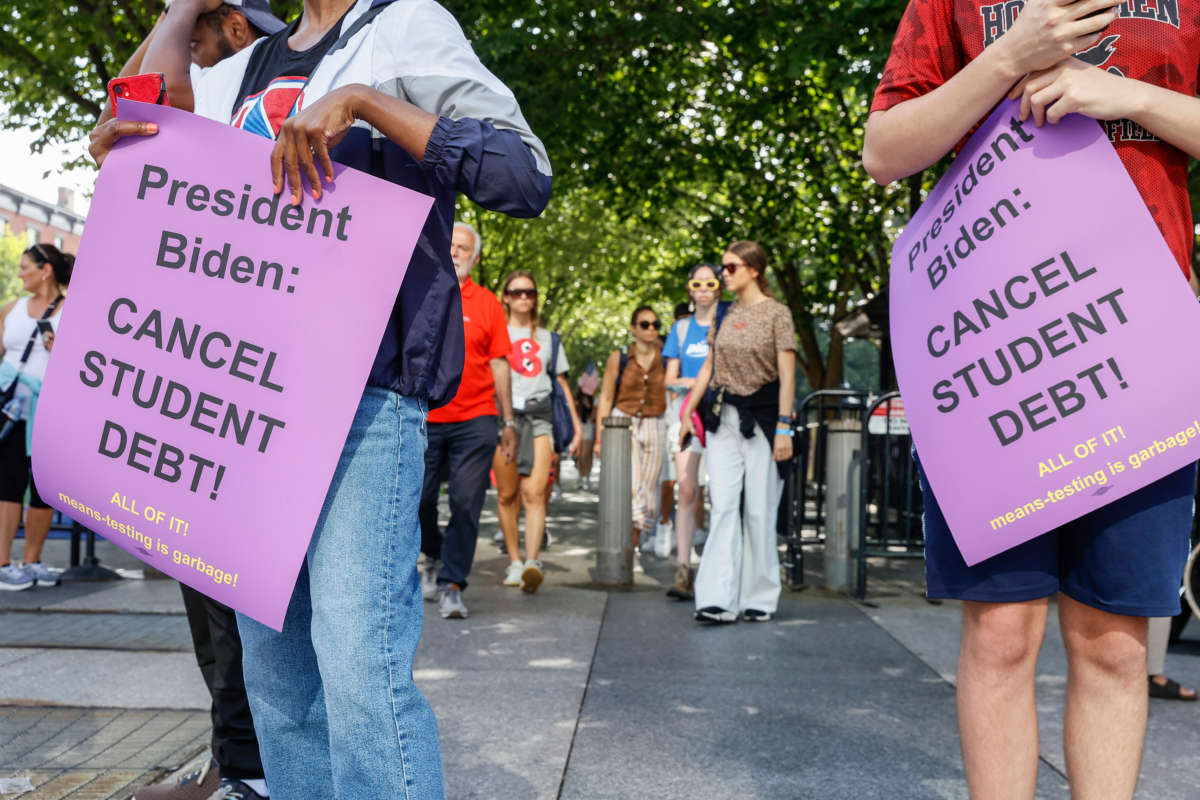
[0,184,86,254]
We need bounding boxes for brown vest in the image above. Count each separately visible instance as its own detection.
[614,349,667,417]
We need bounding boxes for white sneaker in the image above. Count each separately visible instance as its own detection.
[0,563,33,591]
[503,560,524,587]
[632,549,644,574]
[654,523,673,558]
[542,530,553,549]
[437,585,469,619]
[521,560,544,594]
[26,562,61,587]
[421,558,440,602]
[492,530,505,545]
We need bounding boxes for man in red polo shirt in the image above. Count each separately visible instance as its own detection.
[419,221,518,620]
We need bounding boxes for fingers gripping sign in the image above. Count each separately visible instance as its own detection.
[89,119,160,168]
[1010,58,1131,127]
[270,86,360,205]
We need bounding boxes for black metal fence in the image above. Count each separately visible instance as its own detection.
[780,389,922,598]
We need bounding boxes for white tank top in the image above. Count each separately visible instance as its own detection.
[3,296,61,383]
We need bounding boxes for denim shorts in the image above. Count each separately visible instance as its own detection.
[918,453,1195,617]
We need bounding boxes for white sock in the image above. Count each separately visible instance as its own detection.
[241,778,269,796]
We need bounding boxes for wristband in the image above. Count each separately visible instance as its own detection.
[777,415,793,425]
[502,419,516,428]
[775,428,794,437]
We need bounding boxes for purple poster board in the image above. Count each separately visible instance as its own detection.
[890,99,1200,566]
[32,101,434,629]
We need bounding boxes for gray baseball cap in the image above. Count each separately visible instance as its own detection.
[223,0,287,35]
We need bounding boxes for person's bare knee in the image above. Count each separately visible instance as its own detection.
[520,489,547,510]
[1060,596,1146,685]
[961,600,1047,683]
[677,480,698,508]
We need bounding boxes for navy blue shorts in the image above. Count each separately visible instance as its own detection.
[919,454,1195,617]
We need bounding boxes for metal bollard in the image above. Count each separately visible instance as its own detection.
[596,416,633,585]
[824,417,863,592]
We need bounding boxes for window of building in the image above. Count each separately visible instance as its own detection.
[26,226,39,246]
[55,235,63,250]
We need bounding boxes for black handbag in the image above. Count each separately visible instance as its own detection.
[548,332,575,453]
[0,294,63,441]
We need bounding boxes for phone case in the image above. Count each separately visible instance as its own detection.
[107,73,169,117]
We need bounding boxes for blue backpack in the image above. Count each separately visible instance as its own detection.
[548,333,575,453]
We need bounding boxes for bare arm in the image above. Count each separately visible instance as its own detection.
[141,0,222,113]
[862,0,1121,185]
[595,350,620,443]
[490,357,514,421]
[773,349,797,462]
[1014,61,1200,162]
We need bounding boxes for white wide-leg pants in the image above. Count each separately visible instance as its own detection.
[694,403,783,614]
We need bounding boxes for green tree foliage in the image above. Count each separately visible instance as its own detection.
[0,232,30,306]
[449,0,908,389]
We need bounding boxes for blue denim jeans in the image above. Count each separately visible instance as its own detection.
[237,388,444,799]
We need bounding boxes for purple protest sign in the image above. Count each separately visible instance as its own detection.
[32,101,434,629]
[890,99,1200,566]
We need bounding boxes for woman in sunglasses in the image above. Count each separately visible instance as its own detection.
[680,241,796,623]
[0,244,73,591]
[596,305,669,572]
[660,263,726,599]
[494,271,581,594]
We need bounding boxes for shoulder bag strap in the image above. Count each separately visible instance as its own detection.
[16,294,64,367]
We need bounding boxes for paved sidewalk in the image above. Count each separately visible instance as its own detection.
[2,464,1198,799]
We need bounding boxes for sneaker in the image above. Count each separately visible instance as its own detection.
[208,778,267,800]
[493,530,505,546]
[521,560,544,594]
[0,563,33,591]
[134,756,220,800]
[695,606,737,624]
[742,609,773,622]
[438,584,469,619]
[655,522,673,558]
[542,530,553,550]
[503,560,524,586]
[665,563,694,601]
[27,561,61,587]
[421,558,440,602]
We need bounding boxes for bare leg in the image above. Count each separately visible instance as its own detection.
[659,480,674,525]
[674,450,701,564]
[522,436,552,562]
[22,507,54,564]
[493,447,522,563]
[1059,594,1148,800]
[957,598,1048,800]
[0,501,21,564]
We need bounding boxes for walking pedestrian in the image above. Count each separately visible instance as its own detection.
[863,1,1200,795]
[134,1,553,796]
[662,263,725,599]
[680,242,796,623]
[0,245,71,592]
[419,221,518,620]
[494,271,581,593]
[595,305,669,573]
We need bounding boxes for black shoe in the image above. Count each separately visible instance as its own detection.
[742,609,772,622]
[210,779,267,800]
[694,606,736,624]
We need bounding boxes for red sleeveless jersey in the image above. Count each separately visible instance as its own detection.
[873,0,1200,276]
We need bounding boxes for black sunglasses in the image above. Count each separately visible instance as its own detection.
[505,287,537,299]
[636,319,661,331]
[721,261,745,274]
